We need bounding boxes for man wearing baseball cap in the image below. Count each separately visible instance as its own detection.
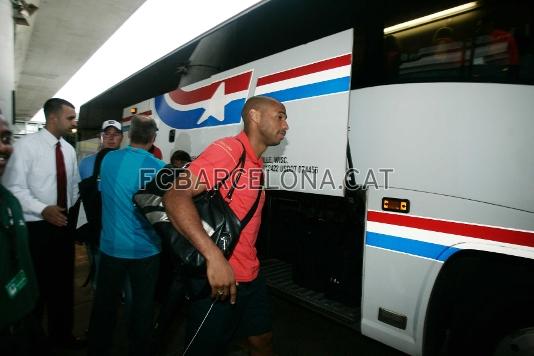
[78,120,123,291]
[79,120,123,180]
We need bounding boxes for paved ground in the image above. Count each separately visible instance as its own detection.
[57,245,405,356]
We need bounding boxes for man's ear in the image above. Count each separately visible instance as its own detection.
[46,113,57,126]
[249,108,261,125]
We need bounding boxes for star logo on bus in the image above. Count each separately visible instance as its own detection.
[154,71,252,130]
[197,82,227,124]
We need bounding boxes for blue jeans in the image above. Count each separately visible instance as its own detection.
[88,252,159,356]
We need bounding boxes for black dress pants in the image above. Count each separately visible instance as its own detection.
[26,221,74,342]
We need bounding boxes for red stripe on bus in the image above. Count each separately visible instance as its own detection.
[367,211,534,248]
[256,54,352,86]
[167,71,252,105]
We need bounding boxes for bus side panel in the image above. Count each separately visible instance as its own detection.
[348,83,534,219]
[125,29,354,194]
[348,83,534,354]
[362,202,534,355]
[361,246,442,355]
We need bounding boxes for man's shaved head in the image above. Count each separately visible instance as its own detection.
[240,95,288,152]
[241,96,280,129]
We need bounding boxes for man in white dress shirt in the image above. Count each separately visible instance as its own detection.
[2,98,84,349]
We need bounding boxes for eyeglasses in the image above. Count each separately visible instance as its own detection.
[103,133,122,138]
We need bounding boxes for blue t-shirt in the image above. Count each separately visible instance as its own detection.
[79,153,97,180]
[99,146,165,259]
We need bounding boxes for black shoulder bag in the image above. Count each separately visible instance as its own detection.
[133,141,263,270]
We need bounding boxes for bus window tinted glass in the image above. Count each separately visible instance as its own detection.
[383,1,534,84]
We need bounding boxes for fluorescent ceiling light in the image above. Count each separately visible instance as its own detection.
[384,2,479,35]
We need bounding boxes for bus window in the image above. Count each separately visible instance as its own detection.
[382,0,534,84]
[469,2,524,82]
[384,2,480,82]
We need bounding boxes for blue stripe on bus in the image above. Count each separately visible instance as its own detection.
[260,76,350,103]
[366,232,460,261]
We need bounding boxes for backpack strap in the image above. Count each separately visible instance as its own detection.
[198,137,263,227]
[223,140,247,200]
[92,147,115,178]
[220,138,264,228]
[239,172,264,229]
[204,139,247,200]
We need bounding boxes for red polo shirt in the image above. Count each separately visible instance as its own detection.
[188,131,265,282]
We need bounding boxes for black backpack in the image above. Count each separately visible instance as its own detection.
[77,147,114,246]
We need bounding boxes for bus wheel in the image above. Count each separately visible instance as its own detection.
[493,327,534,356]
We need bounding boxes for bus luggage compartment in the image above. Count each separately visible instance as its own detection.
[258,190,365,329]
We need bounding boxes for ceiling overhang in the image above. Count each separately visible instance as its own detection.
[14,0,147,121]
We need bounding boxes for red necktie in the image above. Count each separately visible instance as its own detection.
[55,142,67,209]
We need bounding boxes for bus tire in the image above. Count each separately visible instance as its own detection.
[425,251,534,356]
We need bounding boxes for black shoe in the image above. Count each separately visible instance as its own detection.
[52,335,88,350]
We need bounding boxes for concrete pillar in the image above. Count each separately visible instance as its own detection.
[0,0,15,125]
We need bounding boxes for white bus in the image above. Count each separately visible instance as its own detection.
[79,1,534,354]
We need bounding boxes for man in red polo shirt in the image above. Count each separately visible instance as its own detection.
[164,96,288,355]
